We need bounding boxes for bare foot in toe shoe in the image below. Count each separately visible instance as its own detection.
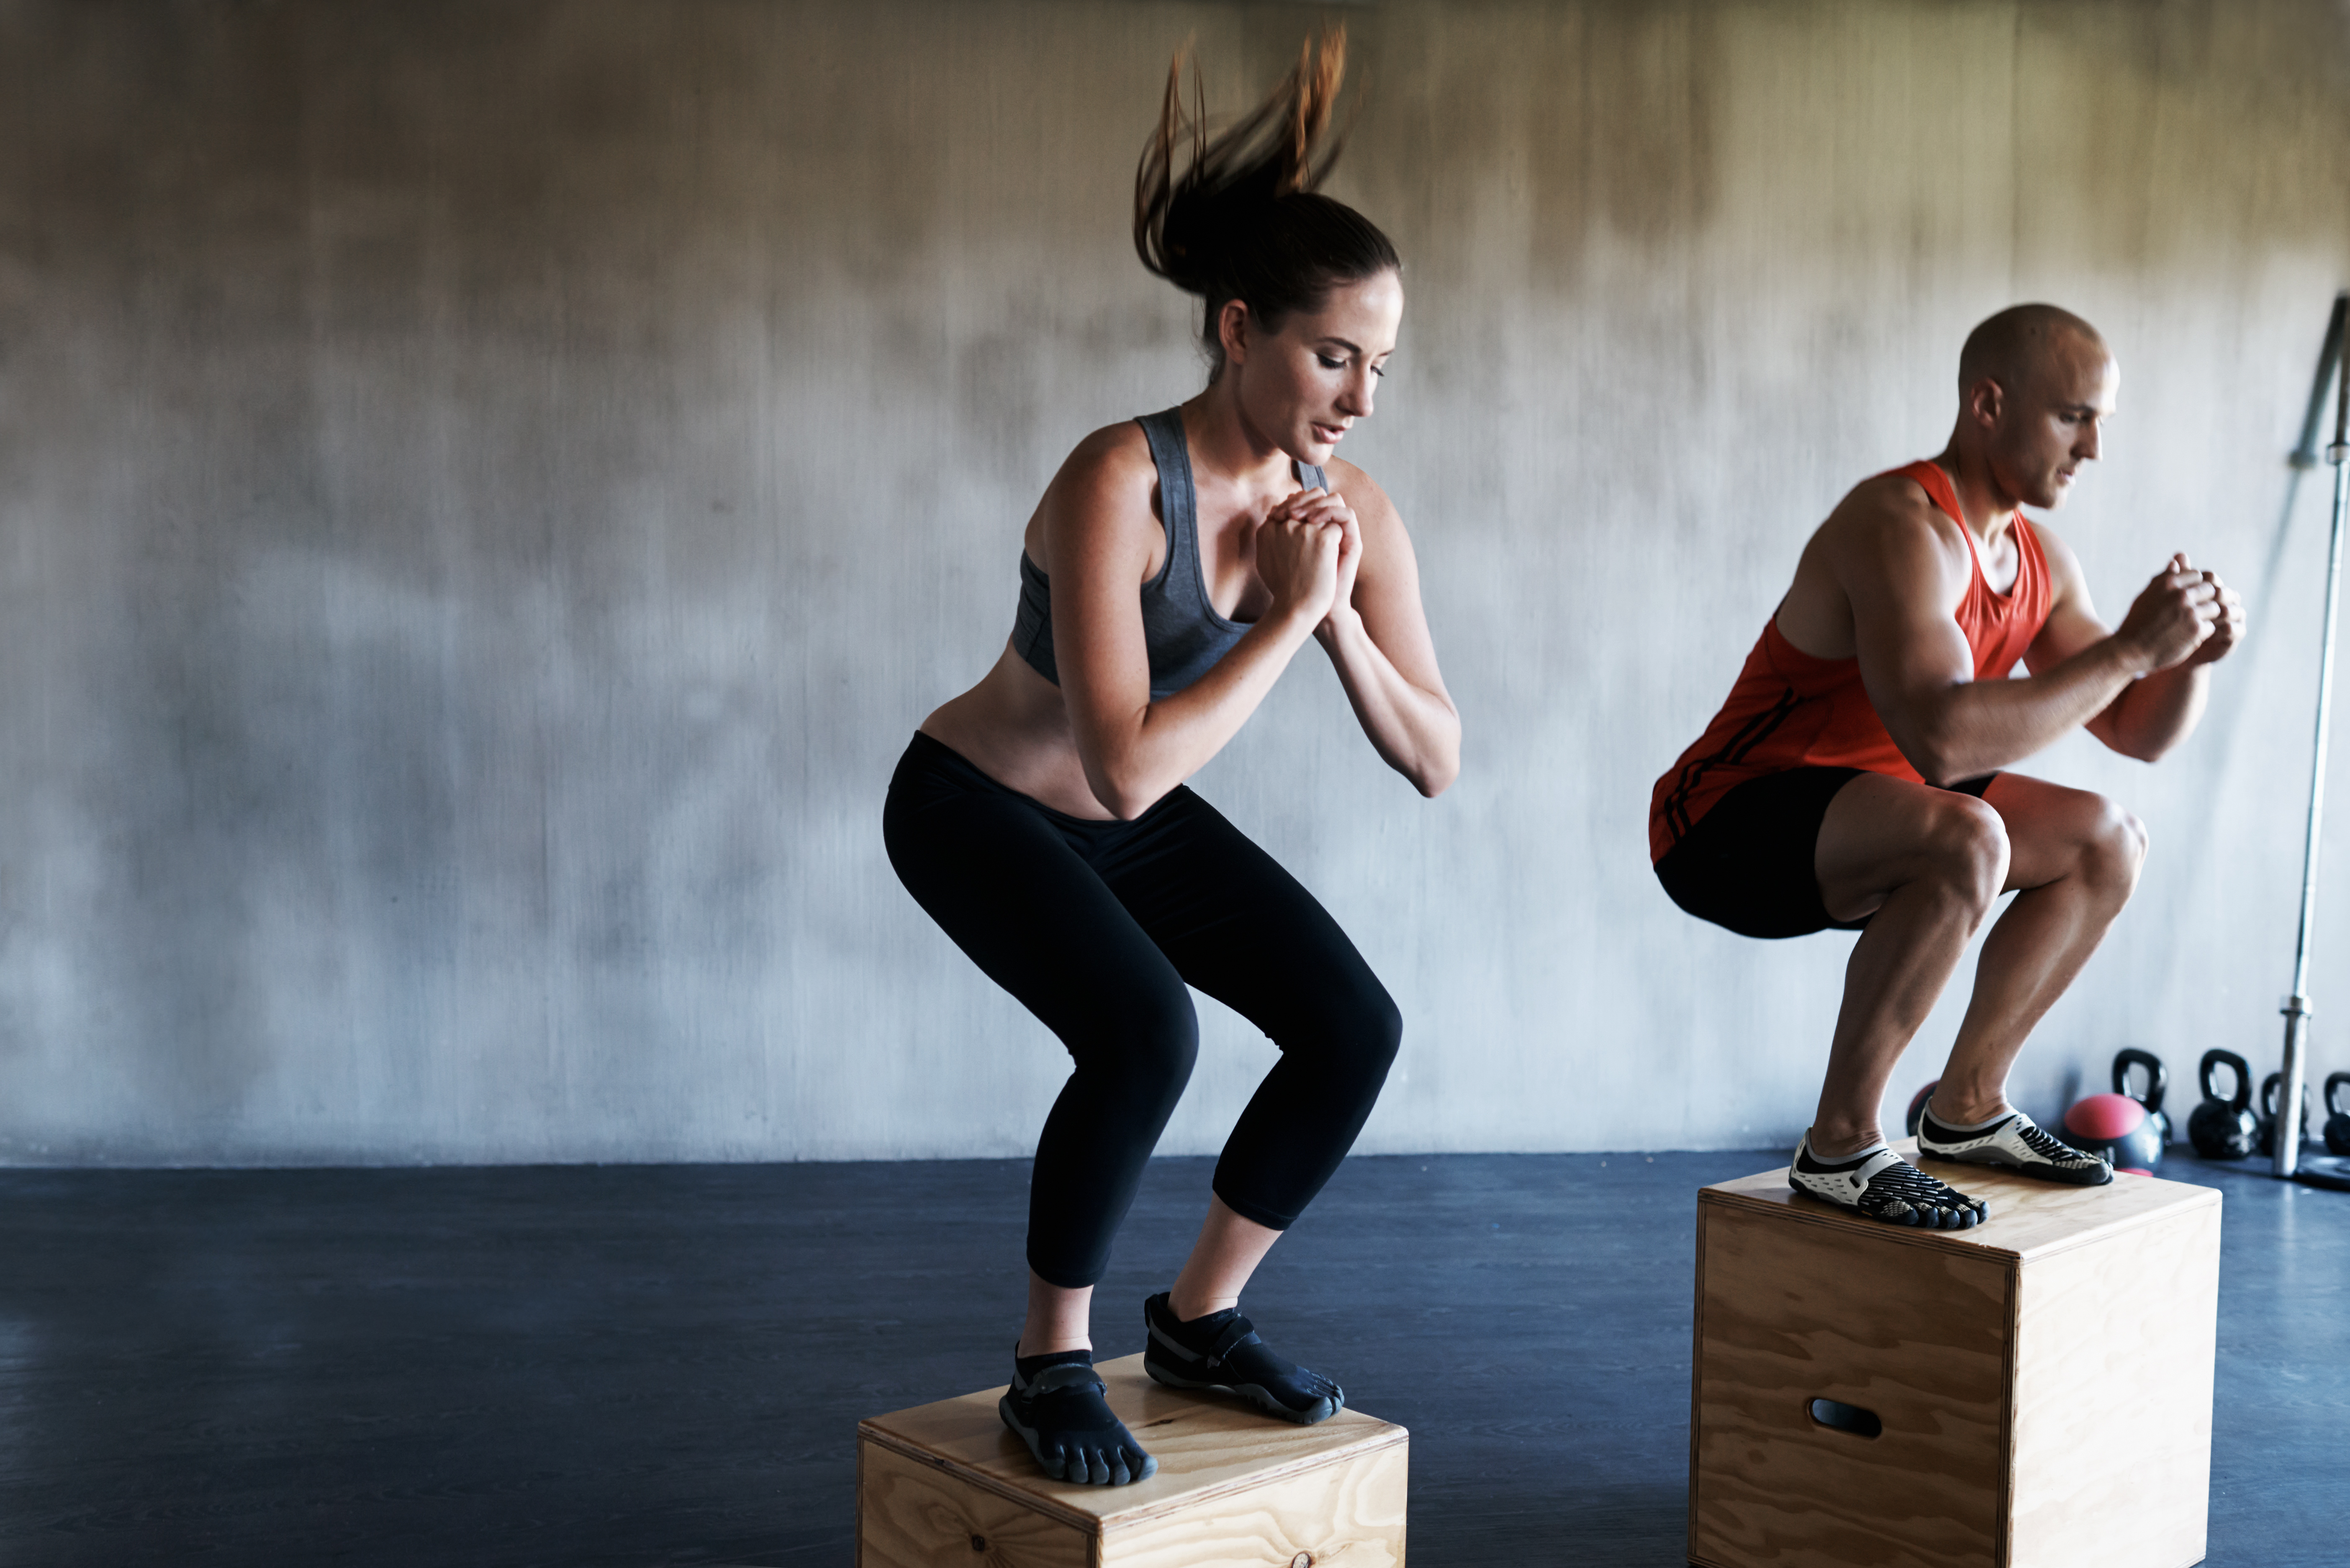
[1789,1133,1990,1228]
[1141,1292,1346,1425]
[998,1355,1157,1485]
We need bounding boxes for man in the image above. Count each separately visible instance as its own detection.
[1649,304,2244,1228]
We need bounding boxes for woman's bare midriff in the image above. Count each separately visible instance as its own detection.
[919,641,1121,820]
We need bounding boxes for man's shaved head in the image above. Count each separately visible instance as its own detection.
[1959,303,2107,396]
[1946,302,2117,511]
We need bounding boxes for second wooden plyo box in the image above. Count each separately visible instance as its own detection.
[1689,1144,2222,1568]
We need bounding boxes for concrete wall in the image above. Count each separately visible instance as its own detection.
[2,0,2347,1165]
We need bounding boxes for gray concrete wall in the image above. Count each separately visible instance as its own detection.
[2,0,2347,1165]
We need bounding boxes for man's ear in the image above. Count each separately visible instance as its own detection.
[1965,376,2006,431]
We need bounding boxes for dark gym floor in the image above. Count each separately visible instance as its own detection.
[0,1150,2340,1565]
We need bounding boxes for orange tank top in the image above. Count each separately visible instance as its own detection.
[1648,460,2052,864]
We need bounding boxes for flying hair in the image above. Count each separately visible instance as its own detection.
[1133,28,1399,376]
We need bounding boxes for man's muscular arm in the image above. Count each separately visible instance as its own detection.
[1833,482,2218,783]
[2028,532,2245,762]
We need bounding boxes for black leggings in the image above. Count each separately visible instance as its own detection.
[882,733,1402,1289]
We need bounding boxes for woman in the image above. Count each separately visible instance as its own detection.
[882,31,1458,1487]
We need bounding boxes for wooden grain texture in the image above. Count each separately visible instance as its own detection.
[858,1439,1090,1568]
[1099,1437,1406,1568]
[860,1354,1409,1567]
[1689,1198,2014,1568]
[2007,1200,2221,1568]
[1702,1143,2223,1264]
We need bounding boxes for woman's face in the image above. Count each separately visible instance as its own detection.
[1227,269,1403,466]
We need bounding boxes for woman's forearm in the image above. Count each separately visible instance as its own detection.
[1316,608,1460,795]
[1075,605,1323,817]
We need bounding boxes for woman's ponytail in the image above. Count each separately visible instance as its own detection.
[1133,29,1398,376]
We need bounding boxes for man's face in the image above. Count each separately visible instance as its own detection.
[1988,331,2119,511]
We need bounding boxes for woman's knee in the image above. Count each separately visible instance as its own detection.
[1299,967,1403,1085]
[1353,973,1400,1086]
[1070,980,1199,1109]
[1364,981,1404,1074]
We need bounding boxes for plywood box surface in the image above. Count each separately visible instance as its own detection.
[858,1352,1407,1567]
[1689,1145,2220,1568]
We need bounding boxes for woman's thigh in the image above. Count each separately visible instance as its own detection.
[1091,789,1390,1042]
[884,782,1193,1052]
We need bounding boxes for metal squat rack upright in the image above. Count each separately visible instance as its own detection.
[2276,291,2350,1192]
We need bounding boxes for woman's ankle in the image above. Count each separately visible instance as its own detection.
[1163,1287,1239,1324]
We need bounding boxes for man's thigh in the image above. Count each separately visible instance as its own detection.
[1814,772,2001,924]
[1977,772,2135,892]
[1656,767,1872,938]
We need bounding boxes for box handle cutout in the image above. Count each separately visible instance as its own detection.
[1808,1397,1882,1438]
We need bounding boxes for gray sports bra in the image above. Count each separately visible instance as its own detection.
[1012,408,1329,700]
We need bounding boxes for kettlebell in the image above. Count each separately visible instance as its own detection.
[2187,1050,2259,1160]
[2259,1072,2311,1158]
[2112,1047,2170,1147]
[2324,1073,2350,1158]
[2062,1047,2168,1173]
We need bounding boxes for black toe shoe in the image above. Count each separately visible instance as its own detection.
[998,1359,1157,1486]
[1141,1293,1344,1425]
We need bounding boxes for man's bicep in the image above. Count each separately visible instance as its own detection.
[1843,522,1976,735]
[1852,594,1976,757]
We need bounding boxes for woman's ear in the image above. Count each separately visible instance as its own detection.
[1217,299,1252,367]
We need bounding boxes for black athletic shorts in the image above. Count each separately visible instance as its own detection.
[1654,766,1996,939]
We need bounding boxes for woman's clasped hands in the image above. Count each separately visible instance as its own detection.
[1251,486,1361,632]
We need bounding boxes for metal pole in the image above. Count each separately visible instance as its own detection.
[2290,295,2347,470]
[2276,295,2350,1179]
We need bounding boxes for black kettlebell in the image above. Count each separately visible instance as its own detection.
[2260,1072,2312,1158]
[2112,1047,2170,1147]
[2324,1073,2350,1158]
[2187,1050,2259,1160]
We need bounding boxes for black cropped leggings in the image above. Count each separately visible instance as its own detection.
[883,733,1402,1289]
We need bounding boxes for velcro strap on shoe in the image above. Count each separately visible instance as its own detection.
[1026,1363,1104,1396]
[1208,1316,1261,1364]
[1851,1147,1905,1185]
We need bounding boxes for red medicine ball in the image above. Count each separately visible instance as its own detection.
[2064,1092,2161,1173]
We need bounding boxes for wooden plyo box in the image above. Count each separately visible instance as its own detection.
[1690,1147,2221,1568]
[857,1352,1407,1567]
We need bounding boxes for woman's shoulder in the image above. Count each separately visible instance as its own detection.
[1323,454,1400,527]
[1045,419,1161,512]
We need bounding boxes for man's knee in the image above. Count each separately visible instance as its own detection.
[2080,795,2148,896]
[1924,794,2010,915]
